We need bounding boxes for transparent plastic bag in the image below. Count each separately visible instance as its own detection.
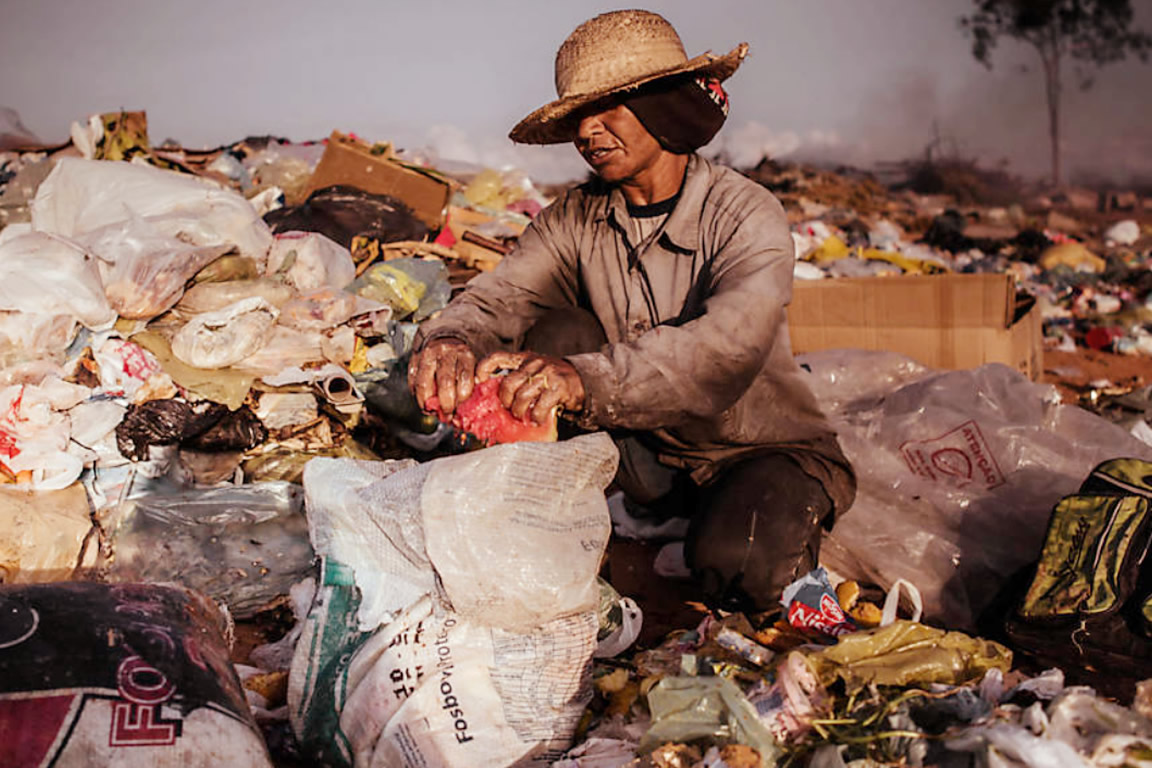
[101,478,313,619]
[80,216,233,319]
[278,287,389,331]
[808,351,1152,629]
[351,257,450,321]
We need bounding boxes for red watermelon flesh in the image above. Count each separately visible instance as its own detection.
[425,377,557,445]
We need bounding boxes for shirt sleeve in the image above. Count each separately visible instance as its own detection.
[414,194,582,359]
[566,189,795,431]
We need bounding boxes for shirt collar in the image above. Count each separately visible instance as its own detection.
[598,154,707,253]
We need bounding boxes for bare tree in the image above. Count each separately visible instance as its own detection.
[960,0,1150,186]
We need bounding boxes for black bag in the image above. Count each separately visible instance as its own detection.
[1004,458,1152,678]
[264,184,430,248]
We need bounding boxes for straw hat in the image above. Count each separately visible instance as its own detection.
[509,10,748,145]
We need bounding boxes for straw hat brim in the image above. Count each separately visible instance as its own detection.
[509,43,748,145]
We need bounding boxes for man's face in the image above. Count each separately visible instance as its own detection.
[573,103,664,185]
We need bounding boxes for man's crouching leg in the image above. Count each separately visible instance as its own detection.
[688,454,833,614]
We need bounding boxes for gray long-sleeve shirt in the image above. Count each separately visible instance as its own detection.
[416,154,855,515]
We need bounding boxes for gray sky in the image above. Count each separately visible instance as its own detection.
[3,0,1150,183]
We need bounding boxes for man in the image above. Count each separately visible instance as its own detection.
[410,10,855,612]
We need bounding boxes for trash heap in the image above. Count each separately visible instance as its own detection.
[1,110,1152,767]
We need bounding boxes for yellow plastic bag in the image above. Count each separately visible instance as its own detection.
[805,620,1011,692]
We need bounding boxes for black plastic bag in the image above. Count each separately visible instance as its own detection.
[264,184,429,248]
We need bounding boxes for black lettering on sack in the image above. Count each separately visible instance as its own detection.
[434,619,473,744]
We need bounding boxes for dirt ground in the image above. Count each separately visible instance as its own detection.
[1042,346,1152,403]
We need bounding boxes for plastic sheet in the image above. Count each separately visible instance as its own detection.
[803,350,1152,629]
[101,479,312,619]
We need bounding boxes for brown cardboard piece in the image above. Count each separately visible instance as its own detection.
[305,131,452,231]
[788,273,1043,380]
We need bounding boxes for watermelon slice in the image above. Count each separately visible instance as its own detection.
[425,377,557,446]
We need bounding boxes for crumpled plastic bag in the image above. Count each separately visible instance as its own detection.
[174,276,294,317]
[171,296,279,369]
[79,215,233,319]
[802,350,1152,629]
[0,231,115,329]
[803,620,1012,692]
[944,686,1152,768]
[351,257,450,321]
[0,382,87,490]
[640,676,779,767]
[278,286,389,331]
[266,230,356,292]
[115,398,266,461]
[93,337,171,400]
[31,156,273,265]
[0,311,78,366]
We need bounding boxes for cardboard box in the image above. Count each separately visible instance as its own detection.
[788,273,1043,380]
[305,131,452,231]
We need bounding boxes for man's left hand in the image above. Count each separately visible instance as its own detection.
[477,352,586,424]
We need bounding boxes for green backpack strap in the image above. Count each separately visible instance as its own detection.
[1080,458,1152,498]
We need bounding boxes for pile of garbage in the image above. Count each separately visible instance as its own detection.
[2,109,1152,768]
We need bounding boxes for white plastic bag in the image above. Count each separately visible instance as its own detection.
[291,433,618,768]
[803,351,1152,629]
[0,382,86,490]
[266,231,356,292]
[0,311,78,365]
[0,232,115,329]
[31,157,273,264]
[170,297,279,369]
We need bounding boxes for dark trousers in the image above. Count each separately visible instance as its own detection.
[526,308,832,613]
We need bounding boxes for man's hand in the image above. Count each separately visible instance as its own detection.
[477,351,586,425]
[409,338,477,415]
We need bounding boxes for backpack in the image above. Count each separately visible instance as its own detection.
[1004,458,1152,679]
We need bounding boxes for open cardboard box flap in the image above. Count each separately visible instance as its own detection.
[304,131,452,231]
[789,273,1043,379]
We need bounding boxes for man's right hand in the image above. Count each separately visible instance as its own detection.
[408,338,477,415]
